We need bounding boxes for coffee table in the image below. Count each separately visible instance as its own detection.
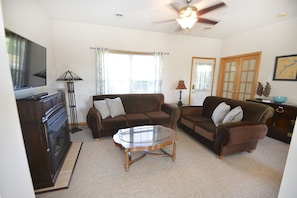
[113,125,177,172]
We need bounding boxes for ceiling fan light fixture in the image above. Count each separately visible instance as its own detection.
[177,5,198,29]
[177,16,197,29]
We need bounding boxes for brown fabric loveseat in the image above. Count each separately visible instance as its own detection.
[179,96,274,158]
[87,93,180,140]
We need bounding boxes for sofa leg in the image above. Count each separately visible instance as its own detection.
[94,138,100,141]
[247,149,254,153]
[217,155,224,159]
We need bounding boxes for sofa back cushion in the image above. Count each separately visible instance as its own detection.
[202,96,274,123]
[93,94,164,114]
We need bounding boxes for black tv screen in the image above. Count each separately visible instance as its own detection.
[5,29,47,90]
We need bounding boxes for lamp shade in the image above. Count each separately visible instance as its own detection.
[176,5,198,29]
[176,17,197,29]
[57,70,82,81]
[176,80,187,89]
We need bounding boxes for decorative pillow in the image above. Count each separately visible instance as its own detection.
[93,100,110,119]
[211,102,231,126]
[222,106,243,123]
[105,97,126,118]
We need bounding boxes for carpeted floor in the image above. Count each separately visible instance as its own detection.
[36,126,289,198]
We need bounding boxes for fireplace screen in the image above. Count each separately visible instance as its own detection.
[46,106,71,172]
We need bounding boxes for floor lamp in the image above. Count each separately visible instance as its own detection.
[57,70,82,133]
[176,80,187,107]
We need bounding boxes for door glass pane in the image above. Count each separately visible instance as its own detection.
[242,60,248,70]
[238,94,244,100]
[246,83,252,93]
[227,92,232,98]
[241,72,247,82]
[230,72,235,81]
[193,64,213,92]
[249,60,256,70]
[231,63,236,71]
[222,91,227,97]
[223,82,228,91]
[240,83,245,92]
[224,72,229,81]
[228,82,233,91]
[226,63,230,71]
[247,71,254,82]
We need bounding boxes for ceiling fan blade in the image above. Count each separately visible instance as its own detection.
[169,3,181,13]
[152,19,177,24]
[197,18,218,25]
[197,2,226,16]
[175,25,182,32]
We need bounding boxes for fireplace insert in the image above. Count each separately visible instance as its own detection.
[46,104,71,173]
[17,92,71,189]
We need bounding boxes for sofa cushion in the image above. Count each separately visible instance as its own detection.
[125,113,150,127]
[195,122,217,141]
[145,111,171,125]
[105,97,126,118]
[93,100,110,119]
[211,102,231,126]
[222,106,243,123]
[101,115,127,130]
[117,94,163,114]
[180,115,212,130]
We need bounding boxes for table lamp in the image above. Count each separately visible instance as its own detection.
[176,80,187,107]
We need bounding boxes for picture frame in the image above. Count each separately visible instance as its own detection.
[273,54,297,81]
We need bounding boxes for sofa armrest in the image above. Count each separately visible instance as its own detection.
[180,106,203,116]
[86,107,102,139]
[214,121,268,153]
[161,103,180,130]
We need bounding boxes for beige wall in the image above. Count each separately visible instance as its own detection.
[51,20,221,122]
[0,1,35,197]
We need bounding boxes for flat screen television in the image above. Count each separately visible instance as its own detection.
[5,29,47,90]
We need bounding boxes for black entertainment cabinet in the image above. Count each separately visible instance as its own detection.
[248,99,297,144]
[16,92,71,189]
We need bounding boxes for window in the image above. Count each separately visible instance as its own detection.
[95,49,163,94]
[5,32,27,89]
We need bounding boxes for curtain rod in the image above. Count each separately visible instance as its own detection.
[90,47,169,55]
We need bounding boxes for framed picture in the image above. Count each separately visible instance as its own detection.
[273,54,297,81]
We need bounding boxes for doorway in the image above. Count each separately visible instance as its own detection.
[216,52,261,100]
[189,57,216,105]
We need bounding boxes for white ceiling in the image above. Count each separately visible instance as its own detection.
[35,0,297,39]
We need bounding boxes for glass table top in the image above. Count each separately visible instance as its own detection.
[118,125,172,143]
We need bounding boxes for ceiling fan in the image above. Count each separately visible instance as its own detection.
[157,0,226,30]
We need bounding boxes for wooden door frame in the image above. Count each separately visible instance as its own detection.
[188,57,216,105]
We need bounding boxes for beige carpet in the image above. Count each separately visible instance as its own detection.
[36,126,289,198]
[35,142,82,194]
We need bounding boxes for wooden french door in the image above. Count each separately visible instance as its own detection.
[217,52,261,100]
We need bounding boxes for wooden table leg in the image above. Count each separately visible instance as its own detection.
[125,149,129,172]
[172,141,176,161]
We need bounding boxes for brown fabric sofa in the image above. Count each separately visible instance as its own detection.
[179,96,274,158]
[87,93,180,139]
